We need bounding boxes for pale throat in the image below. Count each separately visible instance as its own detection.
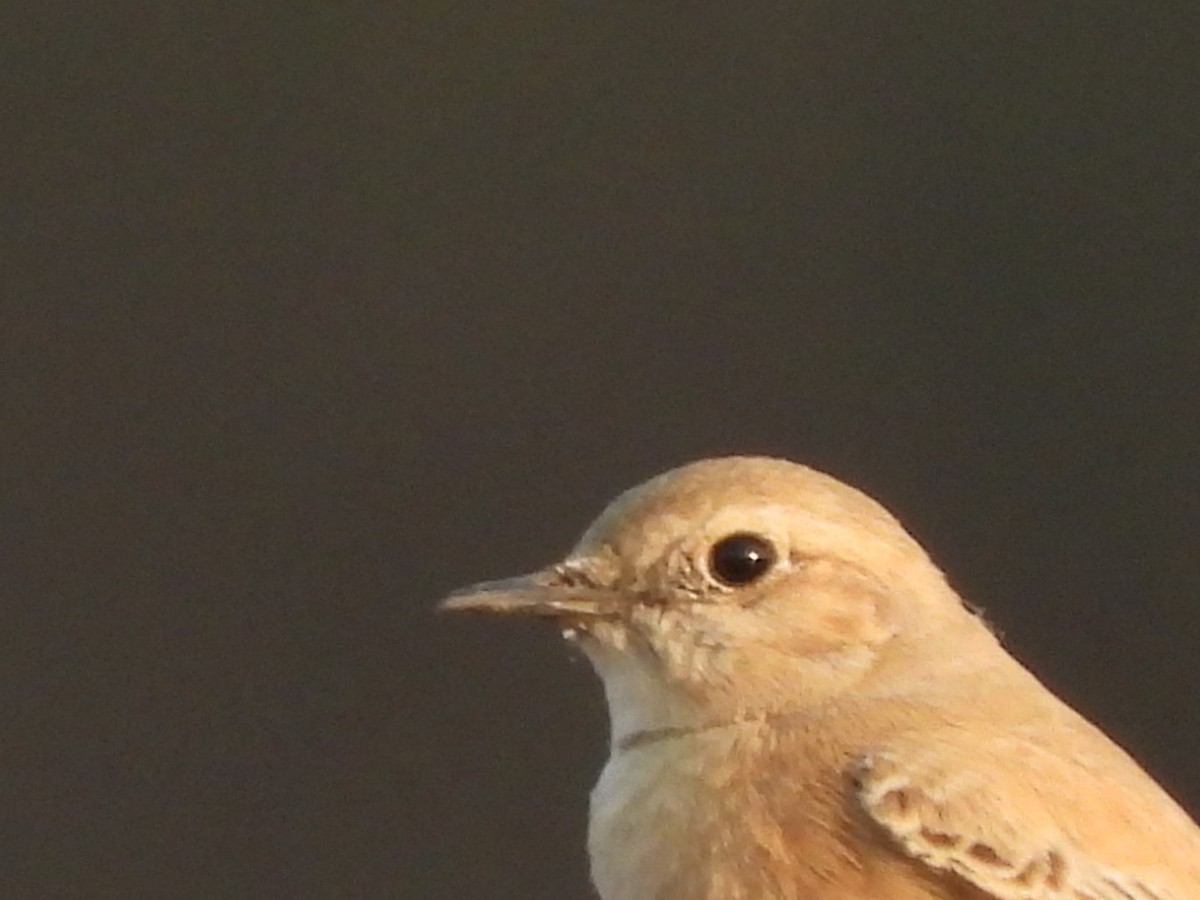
[569,616,886,754]
[572,624,714,750]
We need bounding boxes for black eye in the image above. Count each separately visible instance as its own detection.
[708,532,777,587]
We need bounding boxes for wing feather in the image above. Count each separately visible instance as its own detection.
[852,734,1197,900]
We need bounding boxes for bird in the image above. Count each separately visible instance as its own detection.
[440,456,1200,899]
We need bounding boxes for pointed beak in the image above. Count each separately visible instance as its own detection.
[438,569,624,620]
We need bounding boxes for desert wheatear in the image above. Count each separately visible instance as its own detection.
[442,457,1200,899]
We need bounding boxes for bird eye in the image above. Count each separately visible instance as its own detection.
[708,532,777,587]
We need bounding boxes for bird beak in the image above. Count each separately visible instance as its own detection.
[438,568,624,619]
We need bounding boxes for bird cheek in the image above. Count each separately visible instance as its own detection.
[632,608,735,691]
[750,597,886,658]
[814,606,891,647]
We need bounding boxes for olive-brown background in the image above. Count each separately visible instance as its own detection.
[7,4,1199,898]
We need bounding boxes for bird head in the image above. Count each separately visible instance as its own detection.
[441,457,973,745]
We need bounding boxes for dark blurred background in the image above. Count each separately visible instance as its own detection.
[5,3,1199,898]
